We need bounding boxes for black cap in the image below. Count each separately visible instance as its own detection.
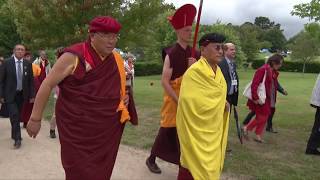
[199,33,226,47]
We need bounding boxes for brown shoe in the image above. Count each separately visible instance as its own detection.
[146,157,161,174]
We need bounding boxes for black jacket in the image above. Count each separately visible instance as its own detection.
[0,57,35,103]
[218,57,239,106]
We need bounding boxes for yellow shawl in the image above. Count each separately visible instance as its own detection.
[176,56,229,180]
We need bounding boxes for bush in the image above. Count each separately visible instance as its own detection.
[135,62,162,76]
[252,59,320,73]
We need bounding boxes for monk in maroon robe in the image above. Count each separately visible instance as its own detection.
[146,4,200,174]
[27,16,138,180]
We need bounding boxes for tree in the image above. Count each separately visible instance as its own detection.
[289,30,320,74]
[236,23,261,62]
[199,23,246,64]
[7,0,174,62]
[254,16,280,30]
[263,28,287,52]
[292,0,320,21]
[0,1,21,56]
[253,16,286,51]
[7,0,127,50]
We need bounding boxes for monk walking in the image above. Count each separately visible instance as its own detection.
[176,33,230,180]
[146,4,199,174]
[27,16,138,180]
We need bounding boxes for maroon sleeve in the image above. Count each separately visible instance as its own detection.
[251,67,265,101]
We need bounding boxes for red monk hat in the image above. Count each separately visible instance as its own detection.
[89,16,122,34]
[168,4,197,30]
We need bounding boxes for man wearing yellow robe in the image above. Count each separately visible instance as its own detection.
[176,33,230,180]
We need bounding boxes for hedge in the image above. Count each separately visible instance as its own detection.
[251,59,320,73]
[135,62,163,76]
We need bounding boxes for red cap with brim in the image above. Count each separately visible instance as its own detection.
[89,16,122,33]
[168,4,197,30]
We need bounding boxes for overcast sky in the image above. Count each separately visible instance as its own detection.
[164,0,311,39]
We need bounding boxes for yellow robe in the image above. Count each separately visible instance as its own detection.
[176,57,230,180]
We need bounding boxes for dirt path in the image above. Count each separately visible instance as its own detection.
[0,118,234,180]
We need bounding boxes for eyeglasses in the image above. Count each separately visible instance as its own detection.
[212,44,223,51]
[96,32,120,41]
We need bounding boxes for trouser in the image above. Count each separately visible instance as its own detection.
[246,112,269,136]
[243,108,276,131]
[243,111,256,125]
[7,91,24,141]
[50,100,57,130]
[266,108,276,130]
[306,107,320,150]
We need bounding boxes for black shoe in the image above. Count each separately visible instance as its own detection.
[146,157,161,174]
[50,130,56,139]
[23,123,27,128]
[14,140,21,149]
[306,148,320,156]
[266,128,278,133]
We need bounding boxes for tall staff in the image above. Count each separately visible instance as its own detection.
[191,0,204,58]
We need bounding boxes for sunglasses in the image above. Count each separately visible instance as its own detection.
[212,44,223,51]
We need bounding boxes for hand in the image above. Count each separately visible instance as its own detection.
[187,57,197,67]
[225,102,230,112]
[284,90,288,96]
[253,100,260,105]
[27,117,42,138]
[29,98,35,103]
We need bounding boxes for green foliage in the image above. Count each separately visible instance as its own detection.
[254,16,281,30]
[252,59,320,73]
[263,28,287,52]
[0,2,21,56]
[139,9,176,63]
[288,26,320,73]
[292,0,320,21]
[7,0,126,50]
[134,62,162,76]
[236,23,263,62]
[199,23,246,64]
[305,22,320,42]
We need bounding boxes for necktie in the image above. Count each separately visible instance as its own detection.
[17,60,22,90]
[230,62,237,92]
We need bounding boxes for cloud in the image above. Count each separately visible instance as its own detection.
[165,0,311,38]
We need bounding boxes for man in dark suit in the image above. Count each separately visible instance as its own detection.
[0,44,35,149]
[219,43,239,152]
[219,43,239,108]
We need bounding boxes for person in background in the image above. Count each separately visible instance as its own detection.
[146,4,199,174]
[49,47,64,139]
[124,53,135,87]
[0,44,35,149]
[242,54,284,143]
[0,56,9,118]
[242,81,288,133]
[20,51,41,128]
[306,73,320,156]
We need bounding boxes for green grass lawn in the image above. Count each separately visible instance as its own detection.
[43,70,320,179]
[121,70,320,179]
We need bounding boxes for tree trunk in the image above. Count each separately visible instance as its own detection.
[303,62,306,75]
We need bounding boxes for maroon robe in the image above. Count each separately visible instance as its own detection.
[151,43,200,164]
[21,75,41,124]
[56,41,137,180]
